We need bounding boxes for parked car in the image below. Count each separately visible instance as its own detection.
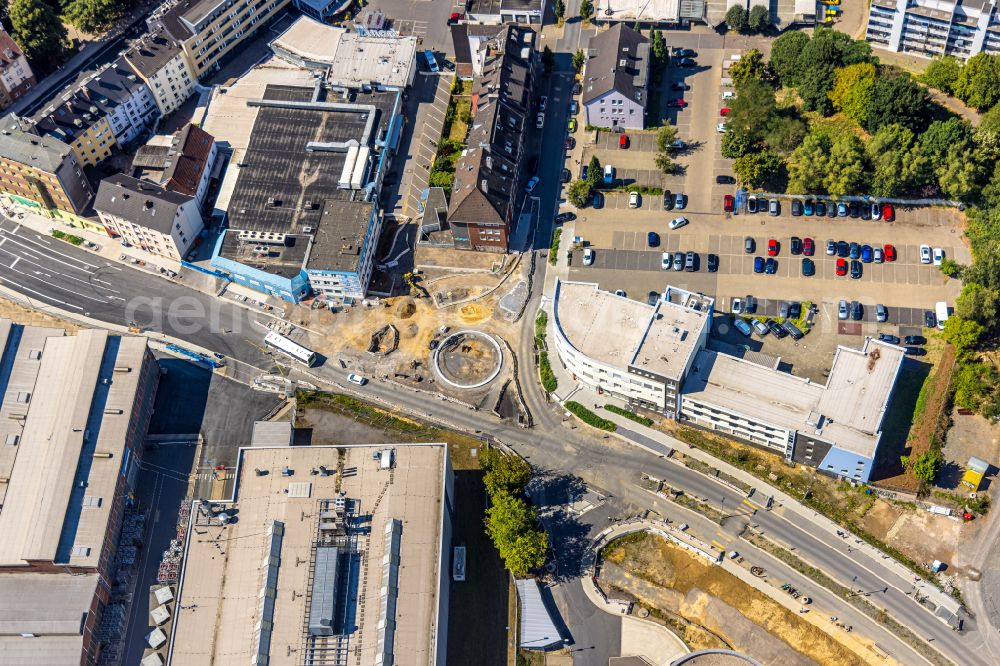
[933,247,944,266]
[669,216,689,230]
[647,291,660,305]
[569,100,578,115]
[724,194,734,212]
[628,191,640,208]
[567,118,578,132]
[835,258,848,276]
[861,204,871,220]
[720,107,730,116]
[905,346,927,356]
[850,301,863,321]
[535,112,545,129]
[871,203,882,220]
[779,301,791,319]
[815,201,827,216]
[768,320,787,338]
[583,248,594,265]
[884,244,896,261]
[539,95,547,111]
[751,318,769,336]
[614,290,626,297]
[733,318,753,337]
[663,190,674,210]
[525,176,539,193]
[555,212,576,223]
[826,201,837,218]
[826,239,836,255]
[573,81,582,95]
[904,335,926,345]
[565,137,576,150]
[744,236,756,253]
[717,122,727,133]
[850,260,863,279]
[765,258,778,274]
[619,134,629,149]
[447,12,463,24]
[671,81,690,91]
[673,251,684,271]
[661,252,672,270]
[768,238,778,256]
[581,164,588,180]
[924,310,937,328]
[561,168,571,183]
[875,303,888,322]
[790,236,803,255]
[675,192,687,209]
[791,199,803,216]
[592,192,603,208]
[802,257,815,276]
[849,242,861,260]
[883,203,895,222]
[804,199,814,216]
[685,251,697,271]
[769,199,780,216]
[708,254,719,272]
[348,373,367,385]
[744,295,758,313]
[838,300,849,320]
[879,333,900,344]
[920,244,932,264]
[783,320,804,340]
[667,99,688,108]
[732,297,743,314]
[716,175,736,184]
[837,241,849,257]
[647,231,660,247]
[837,202,848,217]
[679,57,696,67]
[788,302,802,320]
[747,195,758,214]
[604,164,614,183]
[861,245,873,263]
[753,256,765,273]
[849,201,860,218]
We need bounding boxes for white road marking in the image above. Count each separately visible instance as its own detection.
[0,274,84,310]
[0,246,123,296]
[0,229,100,269]
[9,257,18,269]
[18,268,124,303]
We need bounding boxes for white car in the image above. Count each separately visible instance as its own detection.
[933,247,944,266]
[732,297,743,315]
[661,251,672,269]
[536,112,544,129]
[525,176,540,193]
[919,244,932,264]
[838,300,848,320]
[583,248,594,265]
[873,247,884,263]
[717,122,727,133]
[347,373,367,386]
[669,216,689,230]
[722,90,735,99]
[628,191,640,208]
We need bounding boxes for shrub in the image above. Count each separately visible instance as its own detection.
[548,228,562,266]
[538,351,557,393]
[51,229,84,245]
[604,404,654,426]
[564,401,617,431]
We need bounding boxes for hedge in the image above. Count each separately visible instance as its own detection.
[604,404,654,426]
[565,401,617,431]
[538,351,557,393]
[51,229,84,245]
[548,228,562,265]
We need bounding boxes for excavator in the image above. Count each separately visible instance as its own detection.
[402,271,429,299]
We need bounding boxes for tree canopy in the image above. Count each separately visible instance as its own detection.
[787,132,830,194]
[725,4,748,32]
[567,179,591,207]
[62,0,122,34]
[730,49,772,87]
[865,70,930,134]
[748,5,771,32]
[922,56,962,95]
[953,53,1000,111]
[9,0,66,69]
[733,150,782,188]
[485,491,548,576]
[769,31,809,86]
[829,62,877,125]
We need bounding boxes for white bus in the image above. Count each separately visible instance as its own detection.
[264,331,318,367]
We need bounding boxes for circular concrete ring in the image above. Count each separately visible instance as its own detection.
[432,330,504,389]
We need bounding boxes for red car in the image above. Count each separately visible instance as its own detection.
[767,239,778,256]
[668,99,688,108]
[884,244,896,261]
[802,237,815,256]
[447,12,462,24]
[619,134,629,149]
[720,108,730,116]
[724,194,734,212]
[882,203,895,222]
[835,258,848,276]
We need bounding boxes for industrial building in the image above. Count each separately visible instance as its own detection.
[0,320,160,664]
[866,0,1000,60]
[166,442,453,666]
[551,281,905,482]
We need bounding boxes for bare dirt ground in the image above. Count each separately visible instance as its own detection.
[943,410,1000,487]
[600,534,864,666]
[886,510,966,570]
[0,298,80,331]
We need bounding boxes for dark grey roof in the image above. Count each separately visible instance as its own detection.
[123,29,183,78]
[582,24,649,107]
[501,0,542,11]
[468,0,502,15]
[220,85,397,274]
[449,24,534,226]
[0,113,72,173]
[94,174,194,233]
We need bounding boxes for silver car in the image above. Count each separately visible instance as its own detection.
[838,299,848,320]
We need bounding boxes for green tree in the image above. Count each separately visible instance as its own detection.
[730,49,772,87]
[920,118,972,171]
[485,492,547,576]
[579,0,593,21]
[725,80,777,142]
[651,30,667,71]
[480,448,533,496]
[824,134,867,196]
[733,150,782,188]
[910,450,943,483]
[828,62,877,125]
[801,27,872,69]
[922,56,963,95]
[9,0,66,69]
[655,152,679,175]
[866,124,930,196]
[974,105,1000,159]
[542,45,554,74]
[942,315,985,355]
[797,63,836,115]
[567,179,592,207]
[936,144,983,201]
[725,4,748,32]
[587,155,602,187]
[952,52,1000,111]
[656,125,678,153]
[963,251,1000,291]
[763,115,807,155]
[721,131,756,159]
[787,132,830,193]
[865,70,931,133]
[572,48,585,72]
[769,31,809,86]
[748,5,771,32]
[939,258,960,278]
[62,0,122,33]
[555,0,565,21]
[955,282,999,325]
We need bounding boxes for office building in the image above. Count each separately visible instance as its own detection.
[122,28,198,116]
[95,174,204,261]
[465,0,547,24]
[149,0,293,79]
[0,113,94,220]
[0,321,160,664]
[133,123,218,206]
[551,281,905,482]
[582,24,650,131]
[866,0,1000,59]
[0,30,36,111]
[448,24,535,252]
[166,442,453,666]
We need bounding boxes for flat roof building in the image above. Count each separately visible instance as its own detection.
[866,0,1000,60]
[0,320,160,664]
[551,281,905,482]
[167,442,453,666]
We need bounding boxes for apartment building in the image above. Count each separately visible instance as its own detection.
[866,0,1000,59]
[95,174,204,261]
[71,60,160,147]
[552,280,905,482]
[0,30,35,111]
[30,94,116,168]
[448,24,536,252]
[133,123,218,206]
[0,113,93,217]
[122,28,197,115]
[149,0,293,79]
[582,24,650,131]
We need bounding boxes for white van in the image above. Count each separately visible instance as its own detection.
[935,301,949,330]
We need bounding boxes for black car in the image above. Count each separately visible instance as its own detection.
[758,197,769,213]
[850,260,863,279]
[581,165,588,180]
[851,301,863,321]
[837,240,850,258]
[826,201,837,218]
[790,236,803,255]
[767,320,788,337]
[783,320,804,340]
[879,333,901,344]
[675,48,697,57]
[554,212,576,223]
[779,301,791,319]
[765,257,778,274]
[905,346,927,356]
[925,311,937,328]
[815,200,827,216]
[860,204,871,220]
[744,295,758,313]
[716,175,736,184]
[678,57,696,67]
[647,291,660,306]
[802,257,815,276]
[791,199,803,216]
[573,81,582,95]
[708,254,719,272]
[671,81,691,91]
[789,302,802,319]
[904,335,927,345]
[663,191,674,210]
[561,168,571,183]
[744,236,756,253]
[849,201,860,218]
[528,156,539,175]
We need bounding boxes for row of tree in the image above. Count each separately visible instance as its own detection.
[724,4,772,34]
[480,447,548,577]
[922,52,1000,112]
[3,0,129,71]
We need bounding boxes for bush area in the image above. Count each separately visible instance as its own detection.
[604,404,654,427]
[428,80,470,194]
[480,447,548,576]
[548,228,562,266]
[534,311,557,393]
[51,229,84,245]
[564,401,617,431]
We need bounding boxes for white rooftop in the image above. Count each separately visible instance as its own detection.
[592,0,681,21]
